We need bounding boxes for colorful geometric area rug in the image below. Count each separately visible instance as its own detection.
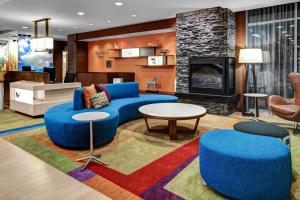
[1,111,300,200]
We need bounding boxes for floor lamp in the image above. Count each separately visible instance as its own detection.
[238,48,263,116]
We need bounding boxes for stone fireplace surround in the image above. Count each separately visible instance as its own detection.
[175,7,239,115]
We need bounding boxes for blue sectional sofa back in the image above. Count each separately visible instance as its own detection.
[106,82,139,100]
[73,82,140,111]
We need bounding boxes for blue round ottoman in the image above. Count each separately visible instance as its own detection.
[200,129,291,200]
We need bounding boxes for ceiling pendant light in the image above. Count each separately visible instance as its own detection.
[31,18,54,52]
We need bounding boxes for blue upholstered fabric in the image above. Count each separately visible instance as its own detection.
[106,82,139,100]
[44,84,178,148]
[73,88,85,111]
[200,129,292,200]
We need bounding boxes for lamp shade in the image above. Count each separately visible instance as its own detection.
[31,37,53,52]
[238,48,263,64]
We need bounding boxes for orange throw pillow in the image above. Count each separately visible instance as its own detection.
[82,84,97,108]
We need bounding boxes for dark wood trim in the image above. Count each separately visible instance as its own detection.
[235,11,246,112]
[77,18,176,41]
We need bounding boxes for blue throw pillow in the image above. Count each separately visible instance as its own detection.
[73,88,85,110]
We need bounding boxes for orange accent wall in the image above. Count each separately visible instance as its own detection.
[88,32,176,93]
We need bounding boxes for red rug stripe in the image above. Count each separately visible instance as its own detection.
[88,137,199,195]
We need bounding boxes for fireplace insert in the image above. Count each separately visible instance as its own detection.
[189,57,235,95]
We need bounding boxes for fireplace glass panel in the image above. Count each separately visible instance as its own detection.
[191,65,223,89]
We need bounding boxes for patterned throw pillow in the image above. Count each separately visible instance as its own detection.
[90,92,110,109]
[95,84,111,102]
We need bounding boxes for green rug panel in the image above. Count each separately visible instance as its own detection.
[164,158,227,200]
[102,136,177,175]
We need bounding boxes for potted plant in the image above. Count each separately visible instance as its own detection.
[0,69,5,82]
[0,65,6,111]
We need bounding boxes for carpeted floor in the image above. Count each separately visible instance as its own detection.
[1,109,300,200]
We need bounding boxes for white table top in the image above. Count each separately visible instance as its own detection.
[72,112,110,122]
[244,93,268,98]
[139,103,206,119]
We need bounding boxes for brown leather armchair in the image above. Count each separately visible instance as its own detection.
[269,73,300,123]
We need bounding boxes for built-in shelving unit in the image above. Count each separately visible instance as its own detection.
[106,46,176,68]
[107,46,157,59]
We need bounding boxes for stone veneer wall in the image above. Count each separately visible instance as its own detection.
[176,7,235,93]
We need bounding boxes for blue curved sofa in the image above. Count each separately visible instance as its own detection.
[200,129,292,200]
[44,82,178,148]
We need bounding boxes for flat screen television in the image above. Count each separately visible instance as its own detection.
[44,67,56,82]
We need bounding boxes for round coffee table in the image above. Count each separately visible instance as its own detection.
[139,103,207,140]
[72,112,110,171]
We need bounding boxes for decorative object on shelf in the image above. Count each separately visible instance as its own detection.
[239,48,263,116]
[95,49,108,58]
[160,48,168,56]
[137,55,175,67]
[146,77,159,93]
[147,41,155,47]
[114,43,119,49]
[121,48,140,57]
[120,47,155,58]
[31,18,54,52]
[148,56,166,66]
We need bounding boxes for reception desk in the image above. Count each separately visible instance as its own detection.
[10,81,81,116]
[4,71,51,105]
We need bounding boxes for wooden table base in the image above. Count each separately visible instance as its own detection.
[144,117,200,140]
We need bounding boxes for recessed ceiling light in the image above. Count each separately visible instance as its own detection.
[77,12,85,16]
[21,26,28,29]
[114,2,123,6]
[107,20,112,23]
[58,29,63,31]
[131,14,137,18]
[73,26,78,29]
[89,23,93,26]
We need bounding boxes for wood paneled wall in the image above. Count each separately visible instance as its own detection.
[67,34,88,75]
[76,72,135,86]
[53,40,67,82]
[235,11,246,111]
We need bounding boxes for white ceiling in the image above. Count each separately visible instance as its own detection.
[0,0,298,41]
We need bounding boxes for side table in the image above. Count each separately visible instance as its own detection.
[72,112,110,171]
[243,93,268,120]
